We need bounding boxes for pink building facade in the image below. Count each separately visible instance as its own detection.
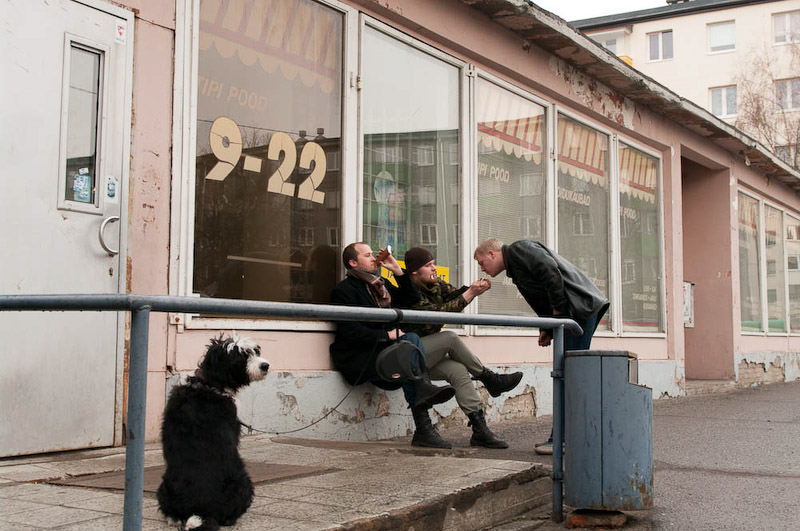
[3,0,799,455]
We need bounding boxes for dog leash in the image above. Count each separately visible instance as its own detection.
[239,334,382,436]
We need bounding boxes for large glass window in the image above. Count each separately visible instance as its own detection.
[362,27,461,283]
[738,193,762,331]
[619,144,662,332]
[557,116,610,329]
[476,79,547,316]
[786,216,800,331]
[765,205,786,332]
[193,0,343,304]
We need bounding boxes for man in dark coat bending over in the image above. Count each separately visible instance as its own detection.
[329,242,455,448]
[473,238,610,454]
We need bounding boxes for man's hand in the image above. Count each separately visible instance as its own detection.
[378,249,403,276]
[387,328,401,340]
[538,329,552,347]
[469,278,491,295]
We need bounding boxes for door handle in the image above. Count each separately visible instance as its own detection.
[99,215,120,256]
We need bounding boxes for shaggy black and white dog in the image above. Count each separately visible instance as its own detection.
[157,334,269,531]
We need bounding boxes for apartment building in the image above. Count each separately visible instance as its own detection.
[574,0,800,166]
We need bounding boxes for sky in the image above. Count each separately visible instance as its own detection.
[531,0,669,22]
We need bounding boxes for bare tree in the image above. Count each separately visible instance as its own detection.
[735,42,800,169]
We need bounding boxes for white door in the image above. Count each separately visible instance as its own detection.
[0,0,132,456]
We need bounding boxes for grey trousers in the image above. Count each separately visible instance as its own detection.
[420,330,485,414]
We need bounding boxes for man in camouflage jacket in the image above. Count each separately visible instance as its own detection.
[397,247,524,449]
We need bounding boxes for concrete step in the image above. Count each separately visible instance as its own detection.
[685,379,737,396]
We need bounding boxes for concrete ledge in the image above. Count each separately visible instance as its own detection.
[330,466,551,531]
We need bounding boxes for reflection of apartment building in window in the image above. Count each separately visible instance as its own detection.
[573,212,594,236]
[575,0,800,165]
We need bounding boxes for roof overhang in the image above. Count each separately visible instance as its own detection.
[459,0,800,191]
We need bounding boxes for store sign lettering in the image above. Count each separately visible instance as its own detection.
[622,207,638,220]
[557,186,591,207]
[199,76,268,112]
[206,116,326,204]
[478,162,510,183]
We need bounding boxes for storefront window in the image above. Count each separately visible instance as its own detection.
[557,116,610,329]
[765,205,786,332]
[786,216,800,331]
[618,143,662,332]
[362,27,461,282]
[738,193,762,331]
[476,79,547,316]
[193,0,343,304]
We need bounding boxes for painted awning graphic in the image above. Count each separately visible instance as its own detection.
[618,145,658,204]
[199,0,340,94]
[557,119,608,188]
[476,83,544,164]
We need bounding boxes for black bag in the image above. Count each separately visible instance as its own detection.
[375,340,425,382]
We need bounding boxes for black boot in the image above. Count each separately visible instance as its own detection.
[411,406,452,448]
[467,410,508,449]
[413,373,456,408]
[478,368,523,398]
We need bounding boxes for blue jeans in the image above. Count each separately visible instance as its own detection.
[370,332,425,407]
[564,311,601,351]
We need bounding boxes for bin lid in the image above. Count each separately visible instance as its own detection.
[565,350,638,359]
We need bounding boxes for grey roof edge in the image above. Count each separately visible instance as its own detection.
[569,0,779,30]
[463,0,799,186]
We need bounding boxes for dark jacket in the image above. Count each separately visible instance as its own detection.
[503,240,609,326]
[329,272,420,385]
[400,279,468,337]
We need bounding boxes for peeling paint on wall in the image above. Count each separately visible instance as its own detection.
[549,57,635,129]
[734,352,800,386]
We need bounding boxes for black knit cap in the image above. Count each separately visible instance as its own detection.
[404,247,434,273]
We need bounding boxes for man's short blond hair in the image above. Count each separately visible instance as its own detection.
[474,238,503,258]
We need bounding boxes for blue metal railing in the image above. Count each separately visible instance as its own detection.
[0,294,581,527]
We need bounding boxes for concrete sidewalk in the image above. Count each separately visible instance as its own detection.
[0,417,555,531]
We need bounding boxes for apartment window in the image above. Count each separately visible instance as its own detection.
[773,10,800,44]
[648,30,673,61]
[604,38,617,54]
[421,224,438,245]
[573,212,594,236]
[708,21,735,52]
[775,78,800,111]
[710,86,737,117]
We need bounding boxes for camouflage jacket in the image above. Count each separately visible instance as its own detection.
[401,279,469,337]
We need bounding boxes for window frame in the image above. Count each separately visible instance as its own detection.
[647,29,674,62]
[773,10,800,45]
[707,20,736,54]
[775,78,800,111]
[710,85,738,118]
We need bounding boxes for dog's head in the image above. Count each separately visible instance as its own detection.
[197,334,270,392]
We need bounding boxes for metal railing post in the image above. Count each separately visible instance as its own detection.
[551,325,565,523]
[123,305,150,531]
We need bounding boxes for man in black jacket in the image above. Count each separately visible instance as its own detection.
[329,242,455,448]
[473,238,610,454]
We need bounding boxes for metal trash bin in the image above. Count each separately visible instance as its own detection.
[564,350,653,510]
